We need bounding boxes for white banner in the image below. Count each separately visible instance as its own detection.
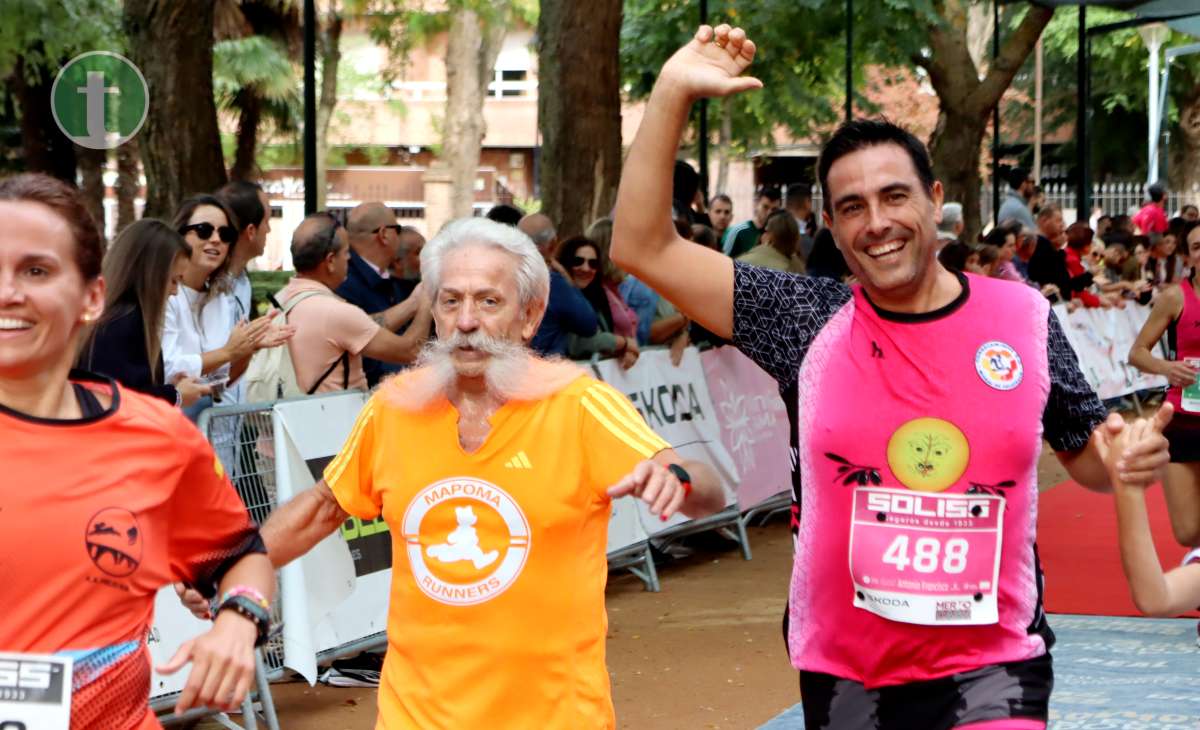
[1052,303,1169,400]
[273,393,370,683]
[593,348,740,536]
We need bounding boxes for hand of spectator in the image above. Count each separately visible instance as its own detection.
[607,460,688,521]
[1094,404,1173,490]
[1039,283,1060,298]
[550,258,570,278]
[174,582,212,620]
[256,323,296,350]
[669,330,689,366]
[1164,361,1200,388]
[409,281,426,302]
[658,24,763,103]
[224,318,270,360]
[620,338,640,370]
[174,377,213,408]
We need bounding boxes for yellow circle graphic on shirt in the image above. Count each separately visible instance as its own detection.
[401,477,530,607]
[885,417,970,493]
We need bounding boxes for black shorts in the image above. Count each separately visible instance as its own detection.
[1164,413,1200,463]
[798,652,1052,730]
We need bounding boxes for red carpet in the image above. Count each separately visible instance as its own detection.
[1037,480,1198,617]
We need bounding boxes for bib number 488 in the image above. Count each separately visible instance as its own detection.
[882,536,968,574]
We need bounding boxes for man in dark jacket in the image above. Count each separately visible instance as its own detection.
[517,213,599,357]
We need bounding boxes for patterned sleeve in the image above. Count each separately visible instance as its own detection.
[1042,309,1107,451]
[731,262,853,389]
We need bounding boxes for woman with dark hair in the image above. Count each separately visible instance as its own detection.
[984,226,1022,282]
[558,236,639,368]
[164,194,289,418]
[1064,222,1121,308]
[0,173,275,724]
[82,219,211,407]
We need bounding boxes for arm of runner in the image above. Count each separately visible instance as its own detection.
[606,452,724,521]
[611,24,762,339]
[1064,406,1172,493]
[1110,414,1200,616]
[159,552,275,714]
[260,480,350,568]
[1128,286,1196,385]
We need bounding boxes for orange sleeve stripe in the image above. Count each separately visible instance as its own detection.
[324,399,376,486]
[583,384,670,455]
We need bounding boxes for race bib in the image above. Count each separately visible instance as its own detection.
[848,487,1003,626]
[1181,358,1200,414]
[0,653,72,730]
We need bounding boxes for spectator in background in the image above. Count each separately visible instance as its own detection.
[339,202,428,387]
[737,208,805,274]
[691,224,719,250]
[390,225,425,296]
[486,203,525,227]
[673,160,712,228]
[584,218,640,345]
[1095,214,1113,242]
[1030,184,1046,216]
[997,166,1036,232]
[1028,203,1088,305]
[937,202,964,244]
[785,183,817,259]
[274,213,432,394]
[1063,223,1112,308]
[164,194,286,419]
[709,193,734,243]
[1112,214,1136,238]
[806,227,851,281]
[1145,229,1182,289]
[970,244,1000,277]
[1182,204,1199,222]
[722,185,781,257]
[558,236,638,368]
[81,219,211,408]
[518,213,600,357]
[937,240,974,274]
[214,180,271,325]
[1134,182,1170,235]
[983,226,1023,282]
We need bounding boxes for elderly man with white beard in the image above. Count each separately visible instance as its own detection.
[255,217,725,728]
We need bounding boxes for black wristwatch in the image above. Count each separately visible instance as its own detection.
[667,463,693,498]
[215,595,272,647]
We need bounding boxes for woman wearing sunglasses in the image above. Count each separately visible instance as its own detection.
[557,236,639,368]
[80,219,212,408]
[164,194,290,419]
[0,173,275,725]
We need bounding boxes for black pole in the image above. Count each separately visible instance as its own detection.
[698,0,709,200]
[991,0,1000,226]
[845,0,853,123]
[1076,6,1089,217]
[303,0,317,215]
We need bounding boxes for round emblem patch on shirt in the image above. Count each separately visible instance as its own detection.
[402,477,530,607]
[975,341,1023,391]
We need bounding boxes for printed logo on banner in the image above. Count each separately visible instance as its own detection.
[402,477,530,606]
[975,341,1023,391]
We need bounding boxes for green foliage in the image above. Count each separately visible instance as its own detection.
[249,270,295,315]
[214,34,302,139]
[0,0,124,80]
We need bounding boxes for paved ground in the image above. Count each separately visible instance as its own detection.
[200,443,1083,729]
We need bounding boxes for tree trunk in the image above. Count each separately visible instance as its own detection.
[76,145,107,242]
[441,6,507,220]
[715,98,732,195]
[124,0,227,218]
[116,139,140,233]
[231,89,262,181]
[918,1,1052,243]
[315,6,342,212]
[11,55,77,183]
[536,0,623,238]
[1171,89,1200,207]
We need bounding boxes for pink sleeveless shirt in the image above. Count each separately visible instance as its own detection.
[732,266,1105,689]
[1165,277,1200,416]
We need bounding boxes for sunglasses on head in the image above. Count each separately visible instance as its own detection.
[180,222,238,245]
[570,255,598,270]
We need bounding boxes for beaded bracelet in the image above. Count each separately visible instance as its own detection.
[220,585,270,611]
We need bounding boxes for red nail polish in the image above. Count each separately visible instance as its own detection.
[661,515,668,522]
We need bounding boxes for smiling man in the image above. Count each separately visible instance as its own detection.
[250,217,725,728]
[612,24,1173,730]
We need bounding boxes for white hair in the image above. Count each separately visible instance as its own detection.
[420,217,550,309]
[939,202,963,233]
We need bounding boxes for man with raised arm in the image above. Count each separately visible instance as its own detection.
[611,24,1172,730]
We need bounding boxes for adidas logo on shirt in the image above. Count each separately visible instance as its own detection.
[504,451,533,470]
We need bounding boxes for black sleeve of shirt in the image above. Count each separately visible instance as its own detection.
[731,262,853,389]
[194,530,269,600]
[1042,308,1107,452]
[84,307,178,405]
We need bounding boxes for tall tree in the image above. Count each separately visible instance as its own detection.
[124,0,227,217]
[538,0,622,237]
[115,139,140,233]
[315,2,343,211]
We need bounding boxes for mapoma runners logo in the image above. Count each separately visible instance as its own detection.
[51,52,148,150]
[402,477,530,606]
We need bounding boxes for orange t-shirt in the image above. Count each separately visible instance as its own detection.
[324,374,671,729]
[0,375,263,729]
